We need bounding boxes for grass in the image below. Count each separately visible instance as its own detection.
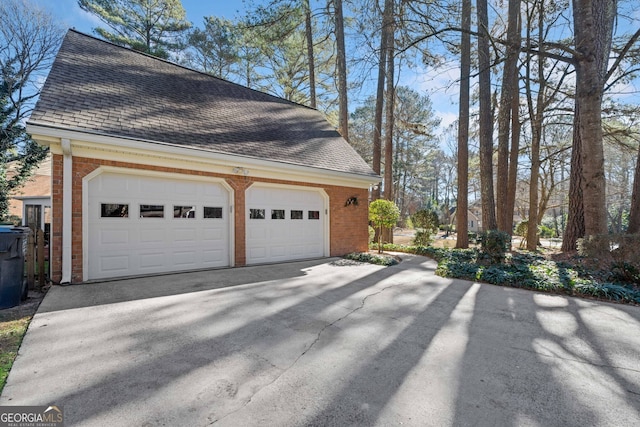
[0,292,44,393]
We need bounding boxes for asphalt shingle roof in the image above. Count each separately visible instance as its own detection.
[29,30,377,178]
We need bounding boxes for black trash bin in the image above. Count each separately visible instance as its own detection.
[0,227,29,309]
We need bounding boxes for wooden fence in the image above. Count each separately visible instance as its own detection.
[25,228,47,290]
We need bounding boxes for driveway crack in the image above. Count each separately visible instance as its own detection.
[209,281,404,424]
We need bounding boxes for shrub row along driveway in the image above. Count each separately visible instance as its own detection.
[1,254,639,426]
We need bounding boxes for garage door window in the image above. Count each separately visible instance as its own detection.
[291,210,303,220]
[204,207,223,219]
[140,204,164,218]
[250,209,265,219]
[174,205,195,218]
[308,210,320,220]
[271,209,285,219]
[101,203,128,218]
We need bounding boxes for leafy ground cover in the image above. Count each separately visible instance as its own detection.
[367,243,640,305]
[344,251,400,266]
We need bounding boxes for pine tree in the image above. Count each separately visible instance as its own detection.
[78,0,191,59]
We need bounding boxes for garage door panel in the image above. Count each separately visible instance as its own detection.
[248,247,267,261]
[270,245,287,257]
[172,228,198,242]
[138,252,166,269]
[202,227,224,240]
[139,228,165,243]
[87,172,230,280]
[246,186,326,265]
[100,229,129,245]
[203,249,224,263]
[306,244,323,255]
[97,174,132,196]
[174,181,197,197]
[173,251,198,266]
[248,227,268,240]
[100,255,130,273]
[139,179,167,195]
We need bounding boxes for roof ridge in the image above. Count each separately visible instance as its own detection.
[66,29,320,113]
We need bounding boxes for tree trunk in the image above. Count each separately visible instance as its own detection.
[628,144,640,233]
[527,128,541,251]
[496,0,520,235]
[562,107,585,251]
[372,0,392,201]
[456,0,471,249]
[506,82,520,238]
[477,0,497,231]
[334,0,349,141]
[572,0,616,236]
[304,0,316,109]
[383,1,395,203]
[526,1,545,252]
[382,0,395,244]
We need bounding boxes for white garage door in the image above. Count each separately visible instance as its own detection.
[246,185,326,264]
[87,172,230,280]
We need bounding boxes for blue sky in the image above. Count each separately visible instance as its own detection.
[30,0,640,138]
[33,0,245,32]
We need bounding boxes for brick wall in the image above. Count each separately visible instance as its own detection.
[49,155,369,283]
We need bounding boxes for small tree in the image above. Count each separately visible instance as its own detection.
[369,199,400,253]
[411,209,439,246]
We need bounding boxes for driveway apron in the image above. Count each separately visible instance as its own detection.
[1,254,639,426]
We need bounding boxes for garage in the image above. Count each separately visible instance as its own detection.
[85,170,232,280]
[245,185,328,264]
[29,31,379,283]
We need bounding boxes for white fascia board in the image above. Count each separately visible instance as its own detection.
[27,124,381,189]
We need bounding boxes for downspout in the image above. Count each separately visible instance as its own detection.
[61,138,72,284]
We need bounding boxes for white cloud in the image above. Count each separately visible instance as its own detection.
[399,63,468,134]
[437,111,458,130]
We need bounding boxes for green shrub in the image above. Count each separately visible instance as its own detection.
[413,230,434,246]
[344,252,398,266]
[412,209,439,231]
[479,230,511,264]
[578,233,640,268]
[539,225,556,238]
[368,225,375,244]
[369,199,400,253]
[610,261,640,283]
[577,234,612,259]
[367,242,640,304]
[514,220,528,237]
[411,209,439,246]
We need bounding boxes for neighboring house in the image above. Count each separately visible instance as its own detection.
[27,30,379,284]
[7,154,52,232]
[450,206,482,233]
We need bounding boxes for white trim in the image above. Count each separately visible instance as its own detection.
[81,166,235,282]
[61,138,72,284]
[27,124,380,189]
[246,182,330,259]
[20,198,51,230]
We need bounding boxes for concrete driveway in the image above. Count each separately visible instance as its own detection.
[2,254,639,426]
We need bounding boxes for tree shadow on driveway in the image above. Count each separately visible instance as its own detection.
[37,258,331,313]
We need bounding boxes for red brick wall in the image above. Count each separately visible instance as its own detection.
[49,156,369,283]
[51,154,63,282]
